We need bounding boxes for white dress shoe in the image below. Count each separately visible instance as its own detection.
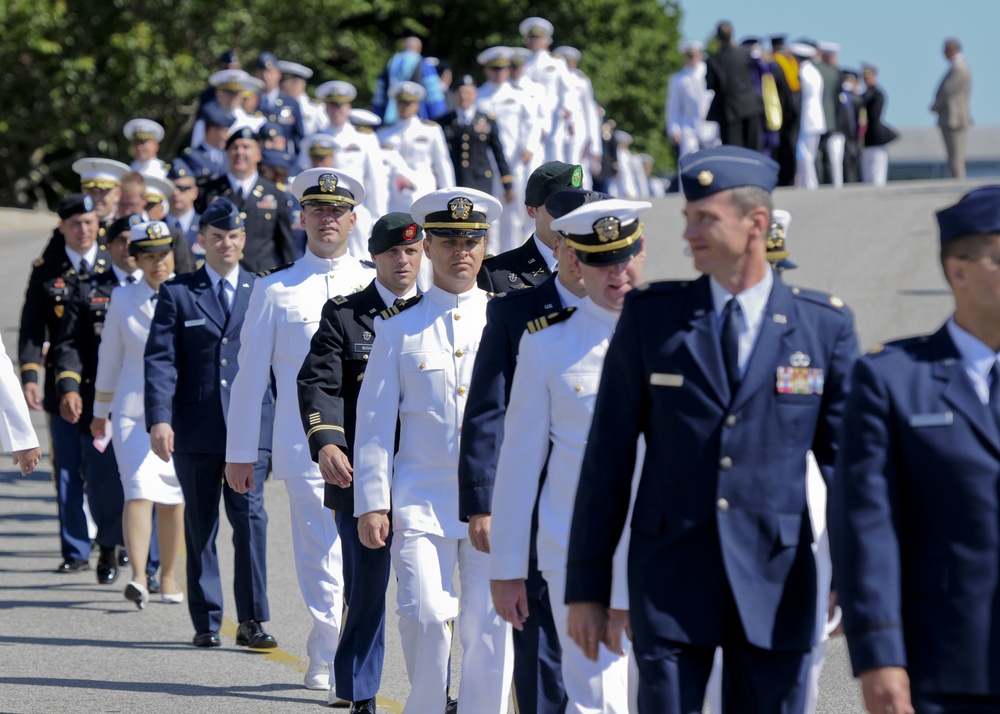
[161,591,184,604]
[327,685,350,706]
[304,661,330,690]
[124,581,149,610]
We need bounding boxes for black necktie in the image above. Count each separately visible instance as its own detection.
[721,298,743,396]
[989,362,1000,427]
[78,259,91,278]
[218,280,230,317]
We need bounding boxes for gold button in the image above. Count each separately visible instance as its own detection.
[462,143,470,149]
[461,160,470,168]
[363,354,368,361]
[724,415,737,427]
[719,456,732,470]
[264,212,272,220]
[717,498,730,513]
[329,272,336,278]
[454,314,461,320]
[419,362,426,370]
[574,385,582,392]
[461,152,469,158]
[458,386,466,396]
[456,349,464,357]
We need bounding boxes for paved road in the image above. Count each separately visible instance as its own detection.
[0,179,987,712]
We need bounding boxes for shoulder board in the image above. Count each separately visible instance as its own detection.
[355,125,374,134]
[486,113,496,120]
[526,306,576,334]
[483,253,496,261]
[379,294,423,320]
[257,262,295,278]
[360,259,375,269]
[331,295,349,305]
[422,119,438,126]
[788,285,846,310]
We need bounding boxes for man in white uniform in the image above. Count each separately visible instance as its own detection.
[123,119,168,178]
[792,43,826,190]
[666,41,716,161]
[278,60,329,137]
[224,168,375,705]
[377,82,455,214]
[553,46,602,189]
[0,332,41,476]
[521,17,572,164]
[491,198,648,714]
[354,187,513,714]
[304,81,388,261]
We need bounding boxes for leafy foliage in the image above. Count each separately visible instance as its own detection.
[1,0,682,209]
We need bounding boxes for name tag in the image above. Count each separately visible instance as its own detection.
[184,318,206,327]
[908,411,954,428]
[355,343,373,353]
[650,373,684,387]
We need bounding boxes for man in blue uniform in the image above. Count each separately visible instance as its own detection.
[830,186,1000,714]
[144,199,274,648]
[564,145,859,713]
[254,52,305,159]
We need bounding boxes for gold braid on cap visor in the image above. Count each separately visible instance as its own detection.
[564,222,643,253]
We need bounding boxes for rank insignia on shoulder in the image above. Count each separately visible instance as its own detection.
[331,295,349,305]
[379,294,422,320]
[526,306,576,334]
[775,366,824,395]
[257,262,295,277]
[867,344,884,354]
[829,295,844,308]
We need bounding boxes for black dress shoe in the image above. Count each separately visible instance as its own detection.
[96,546,120,585]
[235,619,277,648]
[146,573,160,594]
[192,631,221,648]
[444,697,457,714]
[350,698,377,714]
[55,558,90,574]
[117,550,129,567]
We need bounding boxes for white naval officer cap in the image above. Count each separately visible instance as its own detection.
[276,60,313,79]
[143,173,175,204]
[510,47,532,66]
[788,42,817,59]
[72,157,131,189]
[209,68,254,92]
[123,118,164,143]
[411,187,502,238]
[817,41,842,54]
[477,46,513,68]
[291,167,366,208]
[861,61,879,74]
[550,198,651,266]
[300,134,336,159]
[519,16,554,38]
[552,46,581,62]
[349,108,382,128]
[316,80,357,104]
[613,130,633,146]
[388,81,426,102]
[680,40,704,54]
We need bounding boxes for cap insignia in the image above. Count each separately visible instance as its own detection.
[449,196,473,221]
[319,173,338,193]
[767,222,785,251]
[698,170,714,186]
[571,166,583,187]
[403,224,418,241]
[593,216,621,243]
[146,223,165,239]
[83,195,95,211]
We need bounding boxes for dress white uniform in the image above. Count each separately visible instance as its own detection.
[296,94,330,137]
[478,80,542,253]
[563,68,602,189]
[225,249,374,677]
[354,284,514,714]
[524,50,572,163]
[666,62,716,159]
[130,158,169,179]
[377,117,455,214]
[491,298,636,713]
[298,124,389,260]
[796,60,826,190]
[92,280,183,504]
[0,333,39,453]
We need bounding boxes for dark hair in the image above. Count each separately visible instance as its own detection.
[717,21,734,44]
[940,232,996,273]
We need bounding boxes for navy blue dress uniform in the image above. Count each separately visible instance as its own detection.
[830,187,1000,713]
[564,147,860,713]
[195,126,297,273]
[255,53,305,158]
[144,199,273,645]
[459,189,604,714]
[296,213,422,707]
[181,104,232,188]
[18,194,111,571]
[437,86,514,197]
[479,161,585,293]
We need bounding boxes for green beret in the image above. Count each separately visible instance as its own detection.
[368,212,423,255]
[525,161,584,208]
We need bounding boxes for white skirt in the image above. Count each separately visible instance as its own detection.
[113,415,184,505]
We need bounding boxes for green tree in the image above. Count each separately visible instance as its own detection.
[1,0,682,210]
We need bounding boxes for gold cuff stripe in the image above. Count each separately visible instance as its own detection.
[423,222,489,230]
[56,371,82,383]
[20,363,41,373]
[306,424,345,439]
[565,222,643,254]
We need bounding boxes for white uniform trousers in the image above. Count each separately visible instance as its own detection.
[284,477,344,671]
[392,530,513,714]
[861,146,889,186]
[796,132,821,190]
[544,569,631,714]
[826,133,845,188]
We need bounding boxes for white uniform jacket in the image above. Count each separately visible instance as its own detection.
[798,61,827,135]
[93,280,157,421]
[354,285,489,539]
[226,250,374,477]
[0,333,38,452]
[377,117,455,212]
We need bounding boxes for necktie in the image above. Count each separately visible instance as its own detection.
[989,362,1000,428]
[234,185,244,202]
[78,259,91,278]
[721,298,743,396]
[393,297,406,308]
[218,280,231,318]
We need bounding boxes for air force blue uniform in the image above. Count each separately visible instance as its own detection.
[144,265,273,634]
[566,274,859,712]
[459,276,568,714]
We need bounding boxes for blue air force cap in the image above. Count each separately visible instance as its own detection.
[936,186,1000,245]
[167,158,194,180]
[200,198,244,230]
[679,146,779,201]
[201,103,235,129]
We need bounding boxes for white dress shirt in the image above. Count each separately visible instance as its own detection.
[710,269,774,378]
[374,278,418,308]
[227,171,259,198]
[65,244,99,274]
[531,234,557,273]
[946,318,1000,405]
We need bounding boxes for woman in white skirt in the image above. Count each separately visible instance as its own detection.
[91,220,185,609]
